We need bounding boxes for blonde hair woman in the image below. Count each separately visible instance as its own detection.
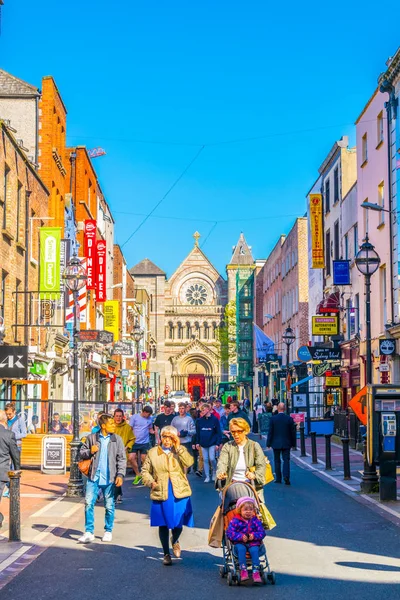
[142,425,194,566]
[216,417,266,497]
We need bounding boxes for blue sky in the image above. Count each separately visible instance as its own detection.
[1,1,398,276]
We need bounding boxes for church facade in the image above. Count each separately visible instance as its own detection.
[130,232,254,400]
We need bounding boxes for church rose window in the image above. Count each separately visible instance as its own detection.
[185,283,208,305]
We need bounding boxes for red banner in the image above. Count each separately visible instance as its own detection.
[96,239,106,302]
[84,220,97,289]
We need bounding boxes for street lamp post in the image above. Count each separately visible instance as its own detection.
[63,256,87,497]
[282,325,296,413]
[355,235,381,493]
[132,319,144,414]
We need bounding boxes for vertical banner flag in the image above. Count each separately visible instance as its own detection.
[40,227,61,298]
[309,194,324,269]
[104,300,119,341]
[84,220,96,289]
[96,240,106,302]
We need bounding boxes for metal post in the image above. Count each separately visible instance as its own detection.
[361,273,379,492]
[67,290,84,497]
[8,470,22,542]
[300,422,306,456]
[325,434,332,470]
[310,431,318,464]
[342,437,351,480]
[286,343,290,415]
[136,340,140,414]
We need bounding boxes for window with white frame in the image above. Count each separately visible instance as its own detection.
[380,265,387,330]
[377,111,384,145]
[378,181,385,225]
[362,133,368,164]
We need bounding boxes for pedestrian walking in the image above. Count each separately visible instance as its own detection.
[171,403,196,459]
[213,398,225,418]
[5,403,27,450]
[195,403,221,483]
[0,410,20,528]
[266,402,296,485]
[113,409,135,503]
[142,425,194,566]
[227,401,251,428]
[226,496,266,584]
[258,402,273,437]
[220,403,231,445]
[154,401,175,444]
[216,418,266,499]
[129,406,154,485]
[78,414,127,543]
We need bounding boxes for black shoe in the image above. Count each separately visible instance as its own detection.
[284,478,291,485]
[274,480,282,484]
[195,470,203,478]
[163,554,172,566]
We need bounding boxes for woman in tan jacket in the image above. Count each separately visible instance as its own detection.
[142,425,194,566]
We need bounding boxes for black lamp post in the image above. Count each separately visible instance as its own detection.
[63,256,87,497]
[282,326,296,413]
[355,235,381,493]
[132,319,144,414]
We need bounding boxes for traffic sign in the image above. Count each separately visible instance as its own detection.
[348,386,367,425]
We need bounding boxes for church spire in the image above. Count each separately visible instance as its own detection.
[229,232,254,265]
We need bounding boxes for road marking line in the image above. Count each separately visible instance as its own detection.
[21,494,59,499]
[30,494,65,517]
[0,546,31,573]
[32,524,57,542]
[62,502,83,519]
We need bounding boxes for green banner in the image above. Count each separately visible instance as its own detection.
[40,227,61,298]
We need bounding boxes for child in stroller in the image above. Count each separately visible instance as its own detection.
[219,481,276,586]
[226,496,265,583]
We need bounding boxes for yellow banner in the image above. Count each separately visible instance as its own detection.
[104,300,119,342]
[310,194,324,269]
[312,316,338,335]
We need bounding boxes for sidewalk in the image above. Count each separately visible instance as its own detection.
[0,470,83,591]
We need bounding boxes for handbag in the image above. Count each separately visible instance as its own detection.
[208,504,225,548]
[259,503,277,531]
[78,458,92,477]
[264,457,274,485]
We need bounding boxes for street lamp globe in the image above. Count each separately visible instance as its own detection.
[282,326,296,346]
[355,237,381,276]
[63,256,87,292]
[132,321,144,343]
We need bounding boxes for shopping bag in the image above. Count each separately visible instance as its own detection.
[208,505,224,548]
[259,503,277,531]
[264,458,274,485]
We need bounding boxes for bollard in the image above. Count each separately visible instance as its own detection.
[325,434,333,470]
[300,422,306,457]
[342,438,351,480]
[310,431,318,464]
[8,470,22,542]
[292,427,298,451]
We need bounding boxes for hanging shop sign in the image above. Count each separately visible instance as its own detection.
[112,341,133,356]
[121,369,129,378]
[77,330,114,344]
[84,220,97,289]
[379,339,396,356]
[325,376,341,387]
[312,362,331,377]
[40,227,61,298]
[96,240,106,302]
[104,300,119,341]
[297,346,312,362]
[309,194,324,269]
[308,347,341,361]
[0,346,28,379]
[333,260,351,285]
[312,316,338,336]
[293,393,307,408]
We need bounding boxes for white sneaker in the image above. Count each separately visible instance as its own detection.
[204,477,210,483]
[102,531,113,542]
[78,532,95,543]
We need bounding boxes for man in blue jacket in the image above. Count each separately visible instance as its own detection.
[266,403,296,485]
[195,403,221,483]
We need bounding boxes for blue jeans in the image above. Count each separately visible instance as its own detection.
[85,480,115,533]
[235,543,261,569]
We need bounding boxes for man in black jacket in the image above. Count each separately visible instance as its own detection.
[266,403,296,485]
[195,403,221,483]
[0,409,21,527]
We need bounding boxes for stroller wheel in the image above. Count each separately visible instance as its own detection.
[227,573,233,586]
[219,566,227,578]
[268,572,276,585]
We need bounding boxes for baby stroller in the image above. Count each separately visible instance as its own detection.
[219,481,276,586]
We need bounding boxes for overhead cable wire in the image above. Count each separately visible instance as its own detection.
[120,145,205,248]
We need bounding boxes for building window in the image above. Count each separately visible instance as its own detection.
[353,224,358,256]
[333,167,339,204]
[204,322,209,340]
[16,182,22,242]
[325,178,330,213]
[355,294,360,333]
[186,322,191,339]
[334,220,340,260]
[168,322,174,340]
[344,234,348,260]
[1,271,7,319]
[378,181,385,225]
[15,278,21,327]
[377,111,384,145]
[177,322,183,339]
[362,133,368,164]
[381,266,387,330]
[3,166,10,230]
[347,298,356,339]
[325,229,331,276]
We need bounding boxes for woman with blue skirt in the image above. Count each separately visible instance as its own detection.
[142,425,194,565]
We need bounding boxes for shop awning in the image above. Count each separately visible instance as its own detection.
[317,291,340,314]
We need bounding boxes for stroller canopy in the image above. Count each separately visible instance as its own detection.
[222,481,258,513]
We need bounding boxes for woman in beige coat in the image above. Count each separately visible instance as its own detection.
[142,425,194,566]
